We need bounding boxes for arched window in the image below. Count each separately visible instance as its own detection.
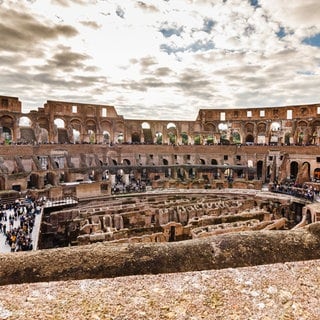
[257,160,263,180]
[141,122,150,129]
[218,123,228,131]
[168,132,176,144]
[167,123,177,145]
[117,133,124,144]
[54,118,65,128]
[232,132,241,144]
[132,132,140,143]
[245,134,254,145]
[181,132,188,145]
[206,134,214,145]
[19,116,32,127]
[88,129,95,143]
[167,122,176,130]
[271,122,281,131]
[290,161,299,180]
[194,134,201,145]
[103,131,110,144]
[155,132,162,144]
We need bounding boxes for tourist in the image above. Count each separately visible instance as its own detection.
[0,196,40,252]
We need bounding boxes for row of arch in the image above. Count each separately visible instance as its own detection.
[1,113,320,146]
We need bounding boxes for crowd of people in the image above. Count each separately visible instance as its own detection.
[0,196,42,252]
[271,181,319,202]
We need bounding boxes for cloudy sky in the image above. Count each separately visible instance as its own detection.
[1,0,320,120]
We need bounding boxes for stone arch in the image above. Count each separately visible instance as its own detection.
[38,117,50,132]
[231,131,241,144]
[142,122,152,144]
[54,118,65,128]
[181,132,189,145]
[290,161,299,180]
[100,120,113,142]
[218,123,228,144]
[297,131,304,145]
[132,132,141,144]
[211,158,218,178]
[206,134,214,145]
[86,119,97,143]
[204,122,215,132]
[33,123,49,144]
[297,120,308,127]
[308,120,320,145]
[257,122,267,134]
[70,119,82,143]
[141,122,150,129]
[19,116,35,144]
[312,120,320,127]
[28,173,42,189]
[45,172,57,186]
[245,134,254,145]
[19,116,32,127]
[302,161,311,179]
[306,209,312,224]
[177,167,185,180]
[72,129,80,143]
[284,132,291,145]
[167,122,177,145]
[269,121,281,145]
[155,131,163,144]
[194,134,202,145]
[245,122,254,133]
[218,123,228,131]
[0,115,14,143]
[122,159,131,165]
[257,160,263,180]
[103,130,111,144]
[117,133,124,144]
[271,121,281,131]
[54,118,69,144]
[115,121,125,143]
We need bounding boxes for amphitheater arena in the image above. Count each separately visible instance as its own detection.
[1,95,320,318]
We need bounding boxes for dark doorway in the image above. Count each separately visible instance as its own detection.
[169,226,176,242]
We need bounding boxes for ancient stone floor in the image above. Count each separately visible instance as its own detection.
[0,259,319,319]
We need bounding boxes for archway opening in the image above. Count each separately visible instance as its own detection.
[132,132,140,144]
[290,161,299,180]
[257,160,263,180]
[314,168,320,181]
[245,134,254,145]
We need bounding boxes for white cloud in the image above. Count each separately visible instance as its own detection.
[1,0,320,119]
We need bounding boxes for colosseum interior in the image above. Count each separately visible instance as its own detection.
[1,94,320,287]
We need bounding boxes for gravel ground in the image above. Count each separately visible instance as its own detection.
[0,259,320,320]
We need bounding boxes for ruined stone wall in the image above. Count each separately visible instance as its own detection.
[2,223,320,286]
[1,95,320,147]
[1,95,320,193]
[0,142,318,193]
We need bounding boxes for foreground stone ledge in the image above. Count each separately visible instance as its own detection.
[1,223,320,286]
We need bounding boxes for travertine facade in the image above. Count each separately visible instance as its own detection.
[0,95,320,196]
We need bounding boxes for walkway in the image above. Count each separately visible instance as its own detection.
[0,205,43,253]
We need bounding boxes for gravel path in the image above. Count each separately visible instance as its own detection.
[0,259,320,319]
